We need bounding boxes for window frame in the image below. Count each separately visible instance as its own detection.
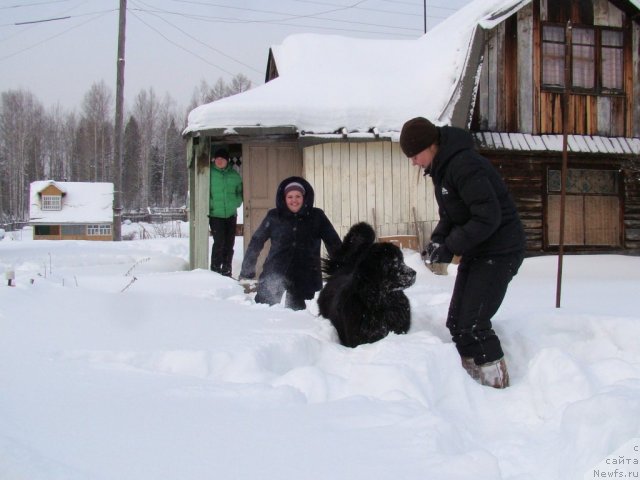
[541,22,624,96]
[41,195,62,211]
[87,224,112,236]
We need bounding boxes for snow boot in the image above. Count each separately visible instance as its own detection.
[461,357,481,382]
[461,357,510,389]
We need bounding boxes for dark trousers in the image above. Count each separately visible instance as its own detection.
[209,216,237,275]
[254,275,308,311]
[446,252,524,365]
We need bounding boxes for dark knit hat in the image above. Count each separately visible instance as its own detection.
[212,147,230,161]
[399,117,439,157]
[283,181,306,196]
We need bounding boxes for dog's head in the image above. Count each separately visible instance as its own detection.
[355,242,416,292]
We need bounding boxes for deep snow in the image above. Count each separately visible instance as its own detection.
[1,223,639,480]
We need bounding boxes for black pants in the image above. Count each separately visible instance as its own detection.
[254,274,308,311]
[209,216,237,275]
[446,252,524,365]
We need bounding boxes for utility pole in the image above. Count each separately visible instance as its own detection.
[113,0,127,241]
[556,20,572,308]
[423,0,427,33]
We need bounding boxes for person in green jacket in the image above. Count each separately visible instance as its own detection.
[209,147,243,277]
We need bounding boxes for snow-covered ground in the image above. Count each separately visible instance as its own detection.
[1,223,639,480]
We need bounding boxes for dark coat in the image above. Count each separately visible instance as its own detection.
[428,126,525,258]
[240,176,342,300]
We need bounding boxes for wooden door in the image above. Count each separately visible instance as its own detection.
[242,142,302,275]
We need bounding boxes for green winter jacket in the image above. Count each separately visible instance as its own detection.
[209,164,243,219]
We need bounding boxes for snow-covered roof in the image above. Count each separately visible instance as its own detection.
[183,0,544,137]
[475,132,640,154]
[29,181,114,224]
[184,0,639,138]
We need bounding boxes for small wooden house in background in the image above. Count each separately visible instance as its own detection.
[183,0,640,271]
[29,180,114,241]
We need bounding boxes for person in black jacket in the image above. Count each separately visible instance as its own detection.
[400,117,526,389]
[239,177,342,311]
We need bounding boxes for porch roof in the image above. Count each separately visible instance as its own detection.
[475,132,640,155]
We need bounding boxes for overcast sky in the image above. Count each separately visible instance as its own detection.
[0,0,473,112]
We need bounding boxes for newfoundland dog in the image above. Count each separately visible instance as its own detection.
[317,222,416,347]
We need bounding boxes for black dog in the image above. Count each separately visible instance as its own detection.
[317,222,416,347]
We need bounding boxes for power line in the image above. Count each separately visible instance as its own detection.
[132,0,262,74]
[15,16,71,25]
[0,10,113,62]
[132,4,421,34]
[128,8,241,79]
[0,0,73,10]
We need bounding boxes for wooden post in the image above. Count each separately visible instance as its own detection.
[113,0,126,241]
[556,20,572,308]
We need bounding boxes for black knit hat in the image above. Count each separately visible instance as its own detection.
[212,147,230,161]
[399,117,439,157]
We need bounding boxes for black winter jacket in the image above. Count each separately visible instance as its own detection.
[429,126,525,258]
[240,176,342,299]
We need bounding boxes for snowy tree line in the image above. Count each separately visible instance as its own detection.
[0,74,252,225]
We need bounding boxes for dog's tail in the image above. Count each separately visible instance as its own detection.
[322,222,376,276]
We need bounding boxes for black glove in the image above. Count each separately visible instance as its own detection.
[424,242,453,264]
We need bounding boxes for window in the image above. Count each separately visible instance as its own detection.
[541,24,624,94]
[87,224,112,236]
[62,225,85,235]
[546,168,620,247]
[41,195,62,211]
[542,25,565,87]
[34,225,60,236]
[572,27,595,89]
[601,29,623,91]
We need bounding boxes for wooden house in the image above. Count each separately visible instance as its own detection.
[471,0,640,252]
[29,181,114,241]
[183,0,640,270]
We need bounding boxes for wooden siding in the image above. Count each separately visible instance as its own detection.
[39,184,64,196]
[303,141,438,246]
[187,137,211,270]
[473,0,638,138]
[481,149,640,253]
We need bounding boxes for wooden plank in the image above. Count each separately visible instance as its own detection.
[365,143,376,229]
[547,194,584,246]
[332,143,342,227]
[382,142,393,226]
[340,143,351,228]
[322,144,333,221]
[585,196,621,245]
[313,145,324,210]
[391,141,402,226]
[488,28,499,130]
[633,22,640,137]
[518,5,534,133]
[532,0,541,134]
[349,143,359,230]
[478,40,490,130]
[496,22,506,131]
[357,143,368,222]
[375,142,393,232]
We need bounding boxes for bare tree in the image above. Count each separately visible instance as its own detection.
[132,87,159,209]
[122,115,142,210]
[0,89,45,220]
[187,74,253,111]
[228,73,252,96]
[80,81,113,182]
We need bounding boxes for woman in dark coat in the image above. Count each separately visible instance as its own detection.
[239,177,342,311]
